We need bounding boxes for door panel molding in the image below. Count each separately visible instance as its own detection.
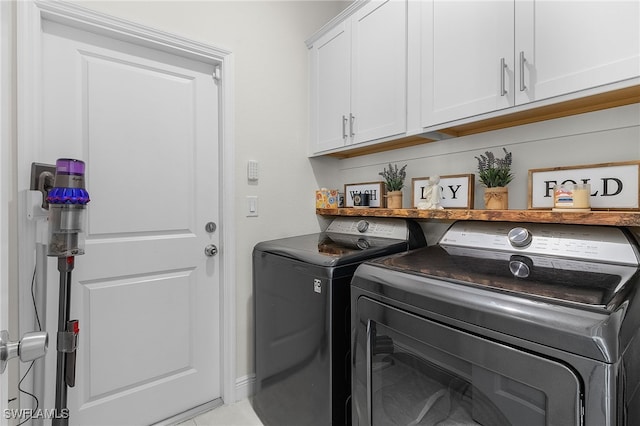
[17,0,236,421]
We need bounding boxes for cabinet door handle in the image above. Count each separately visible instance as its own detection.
[500,57,507,96]
[519,51,527,92]
[342,115,348,139]
[349,113,355,138]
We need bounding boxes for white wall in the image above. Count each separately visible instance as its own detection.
[334,104,640,217]
[33,0,349,390]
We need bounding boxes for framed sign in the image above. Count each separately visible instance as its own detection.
[411,174,474,209]
[528,161,640,210]
[344,182,385,208]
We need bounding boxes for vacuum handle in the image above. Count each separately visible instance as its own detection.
[59,320,79,387]
[66,352,77,387]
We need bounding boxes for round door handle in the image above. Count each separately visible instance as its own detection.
[204,244,218,257]
[1,330,49,374]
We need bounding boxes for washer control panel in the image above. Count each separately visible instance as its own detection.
[440,221,639,265]
[326,217,409,240]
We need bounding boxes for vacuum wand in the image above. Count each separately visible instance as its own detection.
[47,159,90,426]
[54,257,76,422]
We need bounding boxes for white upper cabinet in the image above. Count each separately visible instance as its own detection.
[350,0,407,144]
[309,0,407,154]
[310,21,352,153]
[515,1,640,105]
[421,1,515,126]
[421,0,640,128]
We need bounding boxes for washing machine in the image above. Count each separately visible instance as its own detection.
[351,221,640,426]
[251,217,426,426]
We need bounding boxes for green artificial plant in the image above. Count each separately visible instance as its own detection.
[379,163,407,191]
[475,148,514,188]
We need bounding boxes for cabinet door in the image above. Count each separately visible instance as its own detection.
[422,1,514,127]
[516,1,640,105]
[351,0,407,144]
[310,21,351,153]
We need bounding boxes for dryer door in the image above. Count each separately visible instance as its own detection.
[352,296,583,426]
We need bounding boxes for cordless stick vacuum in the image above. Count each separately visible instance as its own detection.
[46,159,90,426]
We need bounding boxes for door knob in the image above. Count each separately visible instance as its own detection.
[204,244,218,257]
[1,330,49,374]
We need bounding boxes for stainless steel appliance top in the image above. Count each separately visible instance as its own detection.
[254,217,426,267]
[369,221,640,311]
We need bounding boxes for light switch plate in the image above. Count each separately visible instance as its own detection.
[247,195,258,217]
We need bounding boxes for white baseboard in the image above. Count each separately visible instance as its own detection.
[233,374,256,401]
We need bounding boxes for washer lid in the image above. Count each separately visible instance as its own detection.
[373,245,639,311]
[254,218,424,267]
[254,233,409,267]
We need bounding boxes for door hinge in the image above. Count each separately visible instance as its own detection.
[213,65,221,82]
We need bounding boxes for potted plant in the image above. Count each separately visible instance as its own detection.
[475,148,513,209]
[379,163,407,209]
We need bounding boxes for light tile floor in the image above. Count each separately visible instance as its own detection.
[178,399,264,426]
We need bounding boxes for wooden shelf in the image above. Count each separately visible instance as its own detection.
[316,208,640,226]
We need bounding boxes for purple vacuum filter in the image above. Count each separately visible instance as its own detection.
[47,159,90,257]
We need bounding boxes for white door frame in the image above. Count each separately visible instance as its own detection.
[16,0,237,409]
[1,0,11,423]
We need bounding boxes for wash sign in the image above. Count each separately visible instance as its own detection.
[344,182,384,208]
[528,161,640,210]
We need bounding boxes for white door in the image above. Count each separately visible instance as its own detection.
[422,0,514,127]
[35,16,221,426]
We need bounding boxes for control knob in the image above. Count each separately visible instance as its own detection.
[508,227,532,248]
[356,239,370,250]
[356,220,369,233]
[509,255,533,279]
